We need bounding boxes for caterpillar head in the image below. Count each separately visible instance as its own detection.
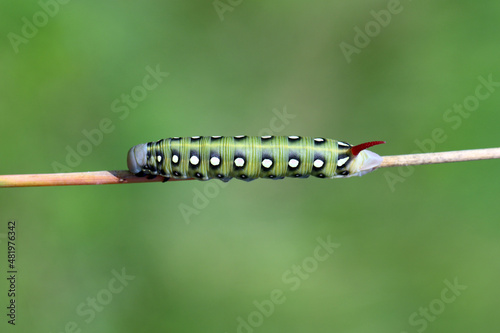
[334,141,385,178]
[127,143,148,175]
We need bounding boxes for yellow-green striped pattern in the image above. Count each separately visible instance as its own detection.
[138,135,353,181]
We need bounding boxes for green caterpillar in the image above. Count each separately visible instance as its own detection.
[127,136,385,182]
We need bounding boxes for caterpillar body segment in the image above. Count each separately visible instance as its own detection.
[127,136,384,182]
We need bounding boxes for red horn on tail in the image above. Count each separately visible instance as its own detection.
[351,141,386,156]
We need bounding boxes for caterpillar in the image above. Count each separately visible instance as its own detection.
[127,136,385,182]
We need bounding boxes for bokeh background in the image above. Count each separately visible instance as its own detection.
[1,1,499,332]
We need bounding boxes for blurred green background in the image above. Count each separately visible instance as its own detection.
[1,1,499,332]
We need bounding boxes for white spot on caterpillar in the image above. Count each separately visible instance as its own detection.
[313,159,324,168]
[234,157,245,167]
[288,135,300,139]
[210,156,220,166]
[262,159,273,169]
[261,135,272,139]
[211,136,222,139]
[235,135,245,138]
[337,156,349,167]
[338,141,350,147]
[314,138,325,142]
[172,155,179,163]
[191,136,200,139]
[157,155,162,163]
[190,155,200,166]
[288,159,299,168]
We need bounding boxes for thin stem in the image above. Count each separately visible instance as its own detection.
[0,148,499,188]
[0,170,192,188]
[378,147,500,168]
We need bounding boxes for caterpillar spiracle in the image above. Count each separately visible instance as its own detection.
[127,136,385,182]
